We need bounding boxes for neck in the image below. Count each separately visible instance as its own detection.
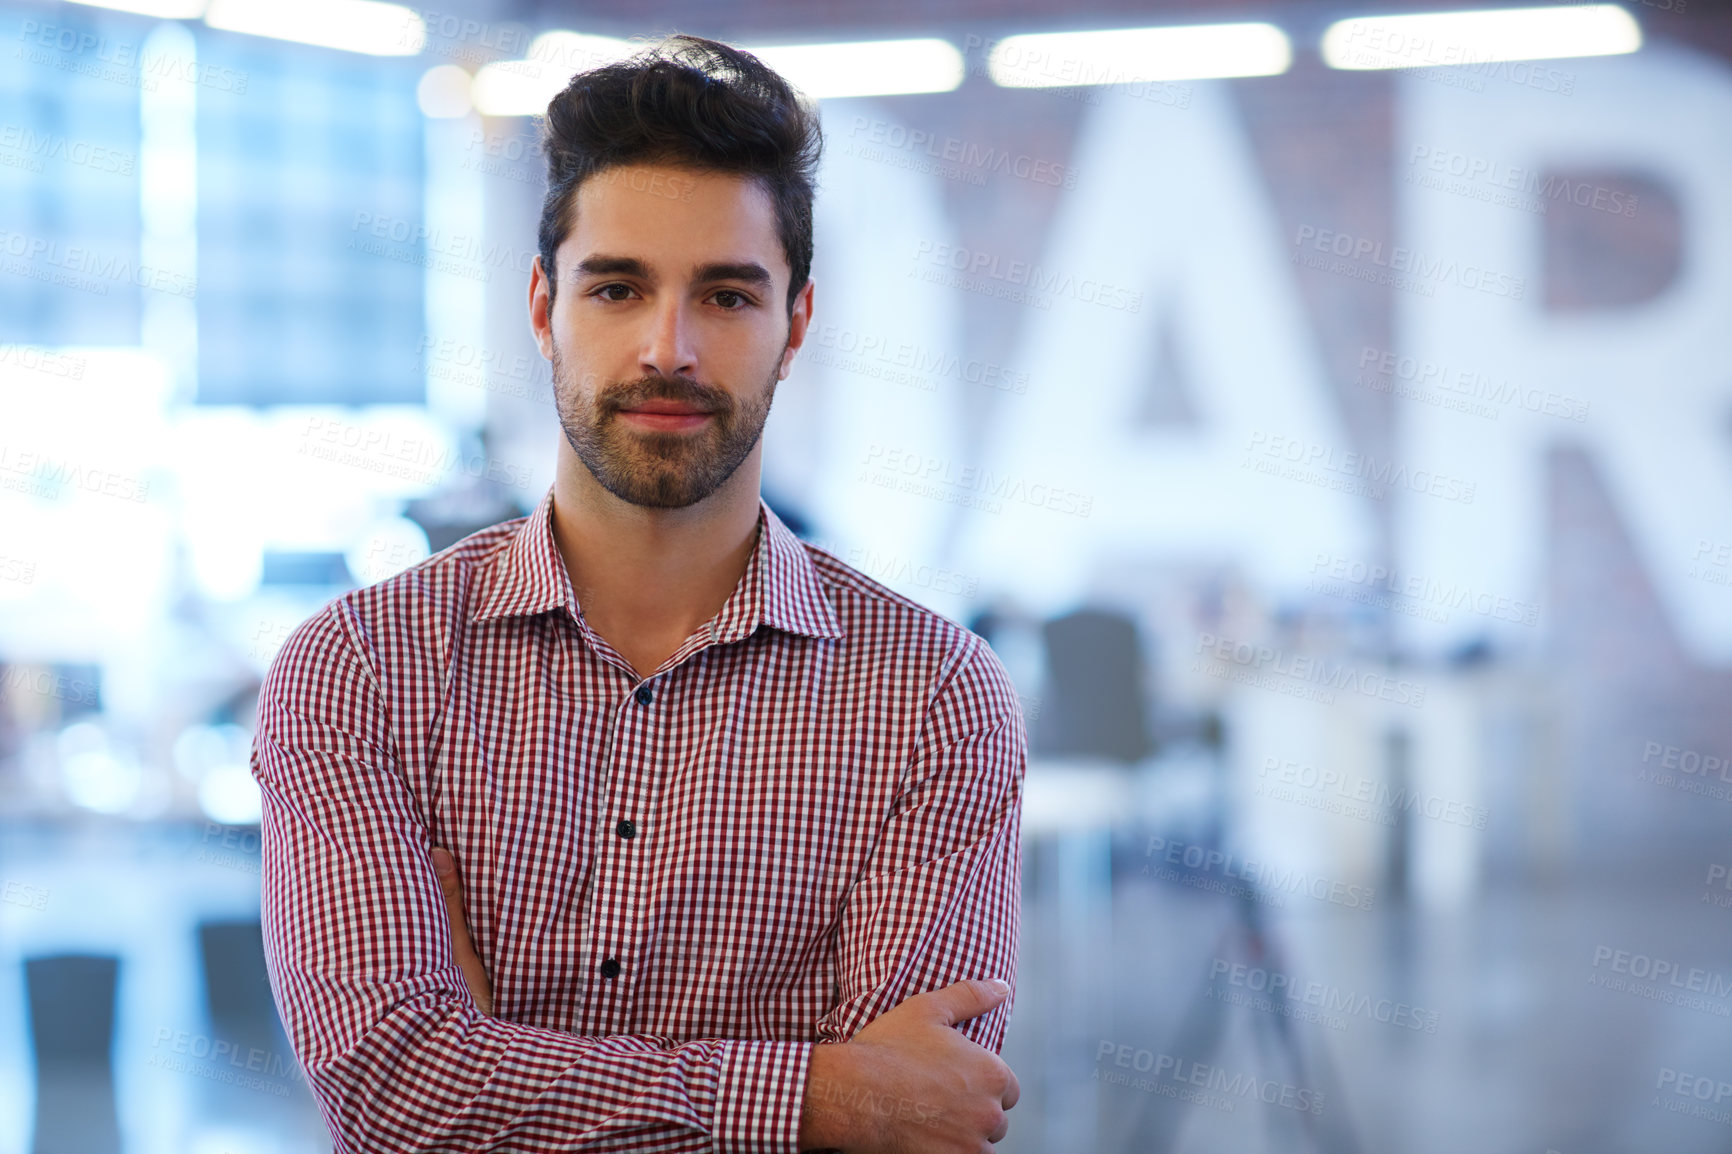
[548,442,763,678]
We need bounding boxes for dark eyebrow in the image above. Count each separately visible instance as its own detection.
[571,255,772,291]
[573,255,650,280]
[692,261,773,290]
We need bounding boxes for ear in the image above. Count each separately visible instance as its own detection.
[778,277,815,380]
[529,254,555,361]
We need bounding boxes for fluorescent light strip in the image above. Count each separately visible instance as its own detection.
[65,0,208,18]
[204,0,425,57]
[742,38,964,98]
[474,34,963,115]
[988,22,1291,87]
[472,31,635,116]
[1322,5,1641,70]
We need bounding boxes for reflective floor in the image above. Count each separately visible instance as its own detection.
[6,807,1732,1154]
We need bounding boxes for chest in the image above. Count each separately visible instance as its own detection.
[402,618,915,1033]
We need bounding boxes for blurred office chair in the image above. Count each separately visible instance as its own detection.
[198,918,290,1062]
[1032,607,1156,765]
[25,952,122,1154]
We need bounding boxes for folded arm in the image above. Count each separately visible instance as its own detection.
[797,635,1028,1149]
[252,603,811,1153]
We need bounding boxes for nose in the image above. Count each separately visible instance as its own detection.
[639,292,698,381]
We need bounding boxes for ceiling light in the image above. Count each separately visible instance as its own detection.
[418,64,474,117]
[743,38,965,98]
[64,0,207,18]
[988,23,1292,87]
[203,0,426,57]
[1322,5,1641,70]
[471,30,635,116]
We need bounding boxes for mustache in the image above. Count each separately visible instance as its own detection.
[604,374,731,414]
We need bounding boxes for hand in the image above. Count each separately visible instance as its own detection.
[431,846,493,1014]
[798,979,1020,1153]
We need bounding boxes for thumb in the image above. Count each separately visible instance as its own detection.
[925,978,1011,1027]
[431,847,471,941]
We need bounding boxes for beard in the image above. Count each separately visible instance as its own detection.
[550,338,781,509]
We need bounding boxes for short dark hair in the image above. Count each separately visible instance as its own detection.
[536,34,823,316]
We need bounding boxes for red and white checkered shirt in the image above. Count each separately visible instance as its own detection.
[252,485,1025,1153]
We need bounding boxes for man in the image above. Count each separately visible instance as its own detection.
[253,33,1024,1153]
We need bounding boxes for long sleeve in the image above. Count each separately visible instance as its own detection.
[251,603,811,1154]
[815,634,1026,1053]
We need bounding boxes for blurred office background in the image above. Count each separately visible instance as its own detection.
[4,0,1731,1150]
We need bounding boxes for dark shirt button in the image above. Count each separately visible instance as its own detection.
[599,958,621,979]
[634,684,654,705]
[615,818,636,840]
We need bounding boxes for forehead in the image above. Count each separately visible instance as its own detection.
[561,163,786,277]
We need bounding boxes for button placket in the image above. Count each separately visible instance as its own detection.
[588,672,668,1015]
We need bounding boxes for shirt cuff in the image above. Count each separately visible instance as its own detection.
[712,1039,814,1154]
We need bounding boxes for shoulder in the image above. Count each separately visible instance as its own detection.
[796,538,1020,717]
[267,514,527,691]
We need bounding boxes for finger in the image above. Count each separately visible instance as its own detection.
[432,846,464,910]
[988,1112,1010,1144]
[1001,1064,1021,1111]
[430,847,473,955]
[431,847,492,1013]
[928,978,1010,1028]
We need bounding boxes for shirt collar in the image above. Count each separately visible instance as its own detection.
[468,485,845,642]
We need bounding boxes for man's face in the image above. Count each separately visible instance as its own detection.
[530,162,812,510]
